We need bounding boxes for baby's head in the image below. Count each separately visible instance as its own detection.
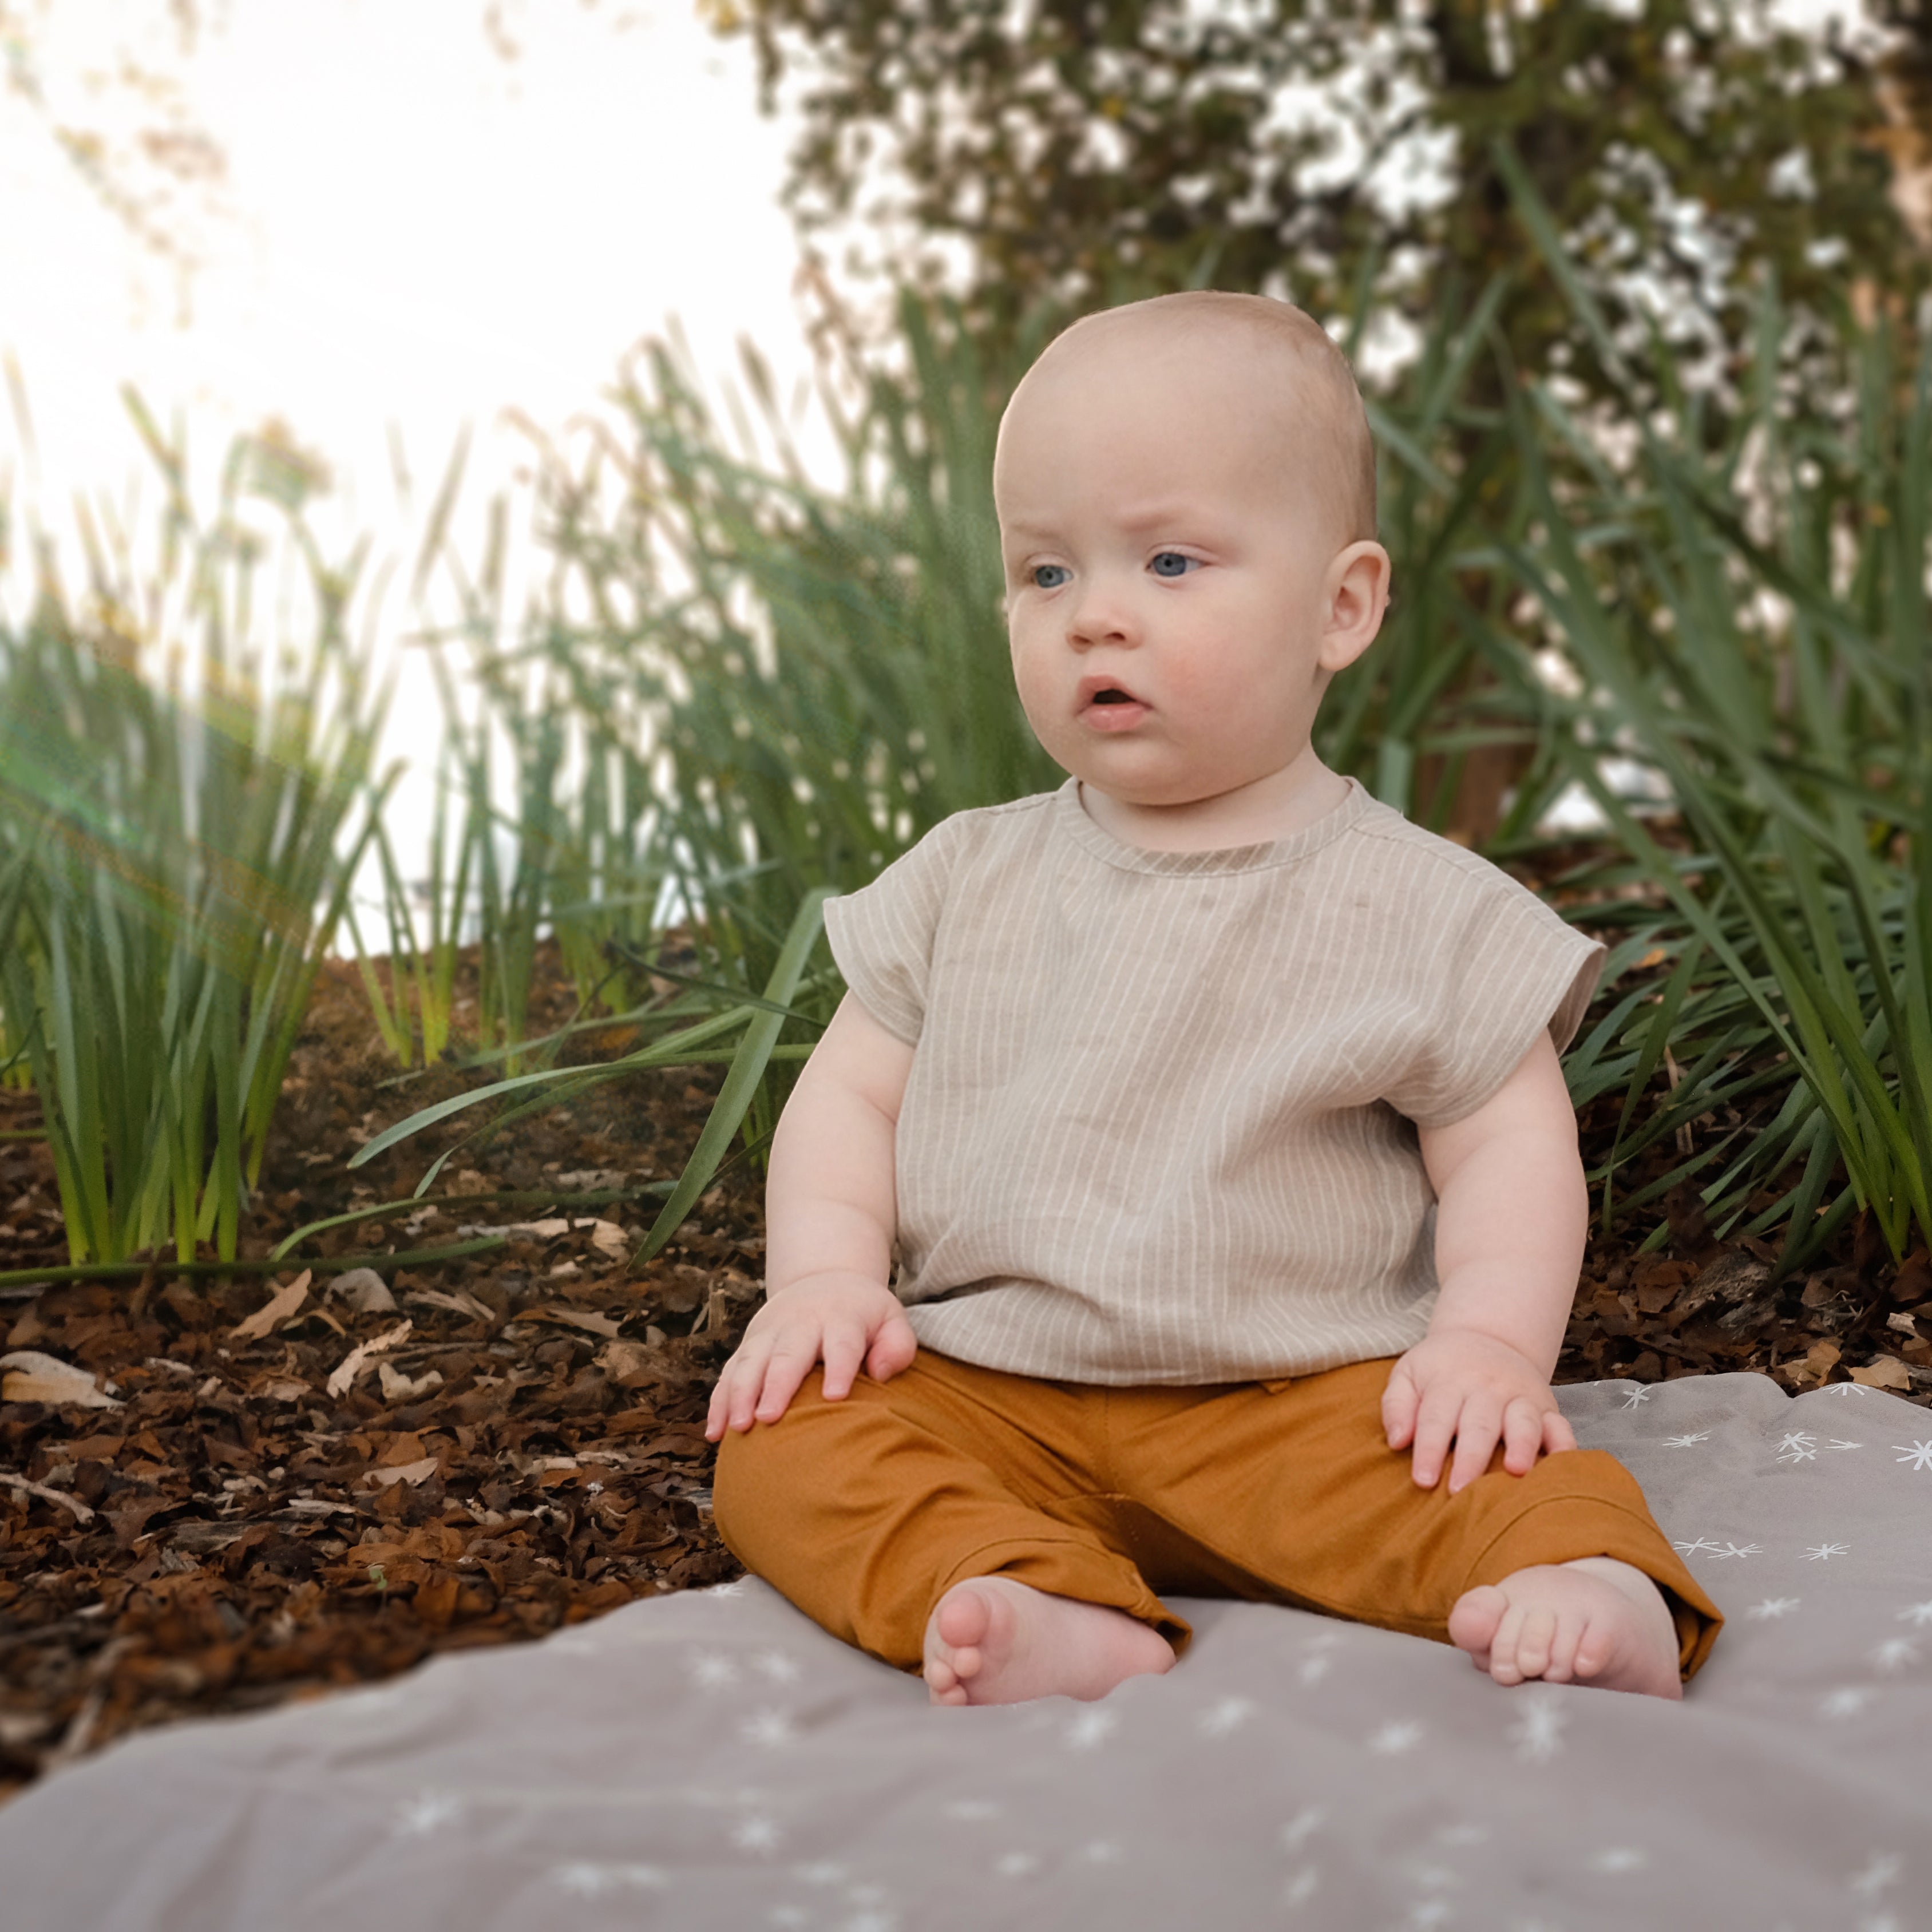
[993,292,1389,844]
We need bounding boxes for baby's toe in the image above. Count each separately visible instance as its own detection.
[1447,1583,1508,1666]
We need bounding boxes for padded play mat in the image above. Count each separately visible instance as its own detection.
[3,1372,1930,1929]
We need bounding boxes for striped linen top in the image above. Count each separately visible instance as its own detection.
[821,778,1606,1385]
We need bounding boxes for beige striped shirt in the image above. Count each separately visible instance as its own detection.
[822,778,1605,1385]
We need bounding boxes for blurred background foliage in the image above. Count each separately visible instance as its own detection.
[2,0,1929,1273]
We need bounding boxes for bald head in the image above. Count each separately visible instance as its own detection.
[1002,292,1378,548]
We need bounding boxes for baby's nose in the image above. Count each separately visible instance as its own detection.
[1067,580,1135,645]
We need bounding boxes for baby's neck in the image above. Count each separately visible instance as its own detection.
[1079,759,1352,854]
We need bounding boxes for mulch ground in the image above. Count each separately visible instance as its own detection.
[3,918,1930,1803]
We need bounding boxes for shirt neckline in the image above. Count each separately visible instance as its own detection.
[1054,775,1377,875]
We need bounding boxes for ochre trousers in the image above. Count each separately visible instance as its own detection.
[714,1349,1723,1681]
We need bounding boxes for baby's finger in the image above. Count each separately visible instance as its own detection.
[711,1339,771,1436]
[818,1312,872,1400]
[1499,1397,1545,1476]
[867,1309,919,1383]
[1408,1389,1462,1490]
[1381,1361,1421,1450]
[1542,1408,1578,1458]
[1446,1396,1503,1495]
[753,1331,825,1423]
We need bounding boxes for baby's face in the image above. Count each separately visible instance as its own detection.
[994,328,1377,825]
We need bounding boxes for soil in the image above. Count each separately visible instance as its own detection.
[3,921,1929,1804]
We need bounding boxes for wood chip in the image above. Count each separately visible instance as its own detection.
[229,1271,312,1342]
[0,1471,95,1524]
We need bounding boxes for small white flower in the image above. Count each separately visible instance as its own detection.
[1820,1686,1872,1720]
[995,1851,1039,1878]
[1280,1807,1325,1852]
[1828,1439,1863,1451]
[1671,1536,1724,1558]
[733,1815,783,1854]
[1369,1719,1424,1755]
[1281,1866,1321,1907]
[1714,1541,1764,1559]
[741,1707,797,1748]
[1298,1652,1333,1685]
[754,1649,802,1683]
[1820,1381,1872,1395]
[690,1650,741,1691]
[552,1862,665,1895]
[1662,1432,1711,1447]
[1870,1638,1919,1673]
[1804,1542,1851,1561]
[1620,1386,1654,1409]
[394,1791,461,1837]
[1064,1708,1118,1750]
[1199,1695,1256,1737]
[1777,1430,1820,1463]
[1508,1694,1566,1764]
[1746,1597,1800,1620]
[1850,1852,1903,1897]
[1897,1599,1932,1627]
[942,1799,1002,1822]
[1590,1847,1649,1874]
[1893,1440,1932,1472]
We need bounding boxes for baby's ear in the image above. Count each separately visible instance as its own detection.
[1320,541,1391,672]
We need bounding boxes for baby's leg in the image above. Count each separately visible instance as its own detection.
[1447,1557,1682,1699]
[712,1351,1186,1703]
[1097,1360,1721,1697]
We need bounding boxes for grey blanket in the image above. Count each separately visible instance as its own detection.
[5,1372,1930,1930]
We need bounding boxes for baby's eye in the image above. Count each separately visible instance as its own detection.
[1149,552,1198,579]
[1030,563,1071,589]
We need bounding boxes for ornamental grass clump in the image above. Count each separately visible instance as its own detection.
[1488,149,1931,1270]
[0,403,388,1264]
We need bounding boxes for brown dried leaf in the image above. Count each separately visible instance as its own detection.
[0,1350,121,1409]
[363,1456,441,1490]
[323,1319,414,1399]
[229,1272,312,1342]
[331,1268,396,1313]
[515,1306,621,1340]
[1848,1356,1912,1390]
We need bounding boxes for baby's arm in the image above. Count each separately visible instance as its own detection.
[1381,1030,1587,1493]
[704,992,918,1440]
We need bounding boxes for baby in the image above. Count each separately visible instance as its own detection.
[704,291,1720,1706]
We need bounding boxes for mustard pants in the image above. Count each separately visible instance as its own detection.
[713,1350,1723,1681]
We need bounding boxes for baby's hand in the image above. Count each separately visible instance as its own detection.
[704,1274,917,1441]
[1381,1330,1577,1495]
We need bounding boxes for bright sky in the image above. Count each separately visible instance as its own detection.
[1,0,820,579]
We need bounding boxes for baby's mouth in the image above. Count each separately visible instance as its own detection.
[1078,677,1149,729]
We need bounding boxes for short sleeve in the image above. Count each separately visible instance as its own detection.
[1379,865,1606,1130]
[820,819,961,1046]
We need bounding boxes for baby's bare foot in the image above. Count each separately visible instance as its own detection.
[921,1577,1175,1707]
[1447,1557,1683,1700]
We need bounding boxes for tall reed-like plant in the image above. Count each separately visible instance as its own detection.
[0,405,387,1263]
[1486,147,1930,1268]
